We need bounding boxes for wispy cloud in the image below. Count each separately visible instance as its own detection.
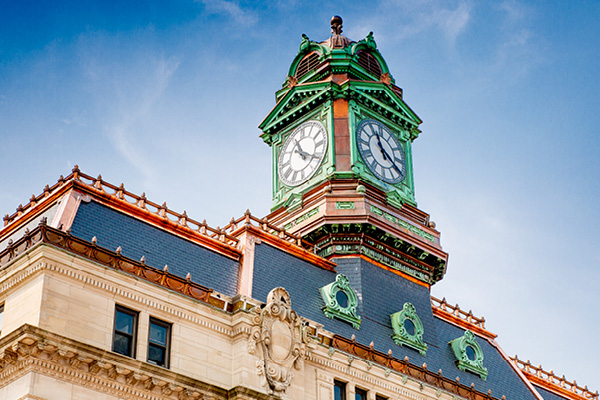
[196,0,258,25]
[359,0,472,45]
[103,57,181,182]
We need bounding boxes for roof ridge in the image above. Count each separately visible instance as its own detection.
[510,355,598,400]
[431,295,487,330]
[2,165,239,247]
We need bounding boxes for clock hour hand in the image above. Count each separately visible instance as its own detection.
[294,140,307,160]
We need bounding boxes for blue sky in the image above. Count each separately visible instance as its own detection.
[1,0,599,390]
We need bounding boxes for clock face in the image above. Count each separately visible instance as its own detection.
[356,119,406,184]
[278,120,328,187]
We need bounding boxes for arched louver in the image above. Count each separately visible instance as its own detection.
[357,51,382,79]
[295,52,320,80]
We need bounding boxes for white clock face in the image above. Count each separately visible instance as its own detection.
[356,119,406,184]
[278,120,328,187]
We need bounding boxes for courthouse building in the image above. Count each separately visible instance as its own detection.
[0,17,596,400]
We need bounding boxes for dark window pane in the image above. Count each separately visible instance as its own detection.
[148,344,166,366]
[115,311,134,334]
[334,380,346,400]
[113,333,131,356]
[376,396,388,400]
[403,318,416,336]
[336,290,349,308]
[355,388,367,400]
[466,345,476,361]
[150,323,167,345]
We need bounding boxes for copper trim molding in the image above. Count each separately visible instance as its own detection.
[331,335,501,400]
[0,221,227,310]
[511,356,598,400]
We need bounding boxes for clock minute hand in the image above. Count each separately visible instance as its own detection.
[375,134,389,161]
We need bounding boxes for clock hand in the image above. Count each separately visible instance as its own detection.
[294,140,307,160]
[376,134,403,175]
[375,134,388,161]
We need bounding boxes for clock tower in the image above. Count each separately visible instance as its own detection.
[259,16,447,285]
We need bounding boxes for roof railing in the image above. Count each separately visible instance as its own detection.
[223,209,314,251]
[2,166,239,247]
[510,356,598,400]
[430,295,486,329]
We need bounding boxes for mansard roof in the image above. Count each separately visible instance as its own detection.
[1,168,596,400]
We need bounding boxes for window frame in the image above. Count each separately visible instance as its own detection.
[112,305,138,358]
[147,317,171,368]
[334,380,347,400]
[355,387,368,400]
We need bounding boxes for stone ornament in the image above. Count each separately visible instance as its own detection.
[248,287,307,396]
[449,330,488,380]
[319,274,361,329]
[390,302,428,355]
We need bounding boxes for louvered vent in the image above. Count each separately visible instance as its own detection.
[357,51,382,79]
[295,52,320,80]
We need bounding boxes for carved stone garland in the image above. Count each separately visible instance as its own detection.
[248,287,307,397]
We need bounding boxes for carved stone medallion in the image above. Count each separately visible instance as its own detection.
[248,287,307,396]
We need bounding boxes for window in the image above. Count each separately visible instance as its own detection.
[334,380,346,400]
[376,395,388,400]
[148,317,171,368]
[355,387,368,400]
[0,303,4,334]
[113,305,138,358]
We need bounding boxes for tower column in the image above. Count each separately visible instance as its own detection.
[333,98,351,171]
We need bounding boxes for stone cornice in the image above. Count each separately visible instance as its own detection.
[0,324,272,400]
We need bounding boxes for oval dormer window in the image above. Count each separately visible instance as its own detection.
[295,52,320,80]
[357,51,382,79]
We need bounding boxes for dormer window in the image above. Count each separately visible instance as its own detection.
[449,330,488,380]
[319,274,361,329]
[390,302,428,355]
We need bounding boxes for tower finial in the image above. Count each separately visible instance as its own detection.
[330,15,343,35]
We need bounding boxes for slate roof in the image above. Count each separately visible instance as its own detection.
[252,242,540,399]
[69,200,239,296]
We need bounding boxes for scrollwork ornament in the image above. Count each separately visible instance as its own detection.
[247,287,307,396]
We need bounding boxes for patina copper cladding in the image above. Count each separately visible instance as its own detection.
[330,335,501,400]
[266,178,448,284]
[511,357,598,400]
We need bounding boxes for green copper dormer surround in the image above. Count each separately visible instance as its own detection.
[319,274,361,329]
[449,330,488,380]
[390,302,428,355]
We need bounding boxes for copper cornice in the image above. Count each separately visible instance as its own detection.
[0,222,233,311]
[330,335,501,400]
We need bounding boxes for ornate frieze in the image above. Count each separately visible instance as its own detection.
[248,287,307,396]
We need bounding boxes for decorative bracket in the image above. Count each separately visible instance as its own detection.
[390,302,427,355]
[319,274,361,329]
[449,330,488,380]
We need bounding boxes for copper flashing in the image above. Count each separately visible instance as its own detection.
[1,166,241,260]
[431,296,497,340]
[511,356,598,400]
